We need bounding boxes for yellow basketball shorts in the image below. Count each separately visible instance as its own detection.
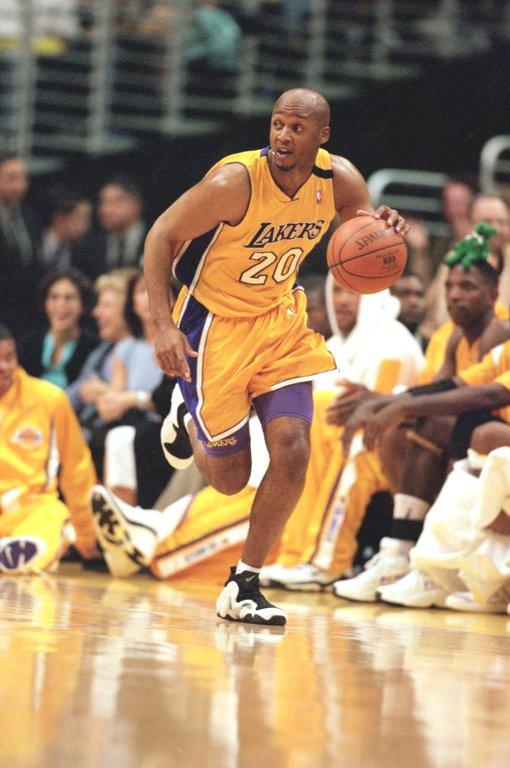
[173,287,336,451]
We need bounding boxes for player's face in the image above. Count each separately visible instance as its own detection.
[332,284,360,335]
[92,288,128,341]
[269,106,329,172]
[0,159,28,206]
[391,276,426,328]
[45,279,82,333]
[445,264,495,327]
[0,339,17,398]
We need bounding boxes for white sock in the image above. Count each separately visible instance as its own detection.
[236,560,260,575]
[393,493,430,521]
[156,494,192,542]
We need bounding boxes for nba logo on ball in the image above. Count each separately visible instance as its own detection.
[327,215,407,294]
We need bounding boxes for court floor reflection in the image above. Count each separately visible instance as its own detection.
[0,565,509,768]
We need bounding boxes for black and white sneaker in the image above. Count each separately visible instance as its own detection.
[216,567,287,626]
[160,381,193,470]
[91,485,160,577]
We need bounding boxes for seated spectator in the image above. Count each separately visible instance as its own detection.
[67,268,136,431]
[390,271,429,351]
[89,270,164,479]
[341,341,510,610]
[333,272,510,604]
[17,268,98,389]
[0,324,97,574]
[186,1,241,72]
[424,193,509,334]
[103,376,176,509]
[36,192,92,272]
[380,434,510,613]
[0,153,40,339]
[74,177,146,280]
[403,216,432,286]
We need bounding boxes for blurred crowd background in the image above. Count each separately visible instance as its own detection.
[1,0,510,573]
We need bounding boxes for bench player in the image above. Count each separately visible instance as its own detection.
[142,88,408,625]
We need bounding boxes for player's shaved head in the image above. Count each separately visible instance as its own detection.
[273,89,330,128]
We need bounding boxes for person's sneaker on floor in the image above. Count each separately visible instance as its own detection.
[216,566,287,626]
[377,569,448,608]
[0,536,45,574]
[259,562,339,592]
[332,537,412,603]
[445,587,510,614]
[160,381,193,470]
[91,485,161,578]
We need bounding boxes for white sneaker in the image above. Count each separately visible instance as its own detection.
[332,538,412,603]
[91,486,160,577]
[160,382,193,470]
[378,569,448,608]
[445,588,510,614]
[259,563,339,592]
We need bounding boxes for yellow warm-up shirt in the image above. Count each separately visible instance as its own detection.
[459,340,510,422]
[172,147,336,318]
[420,301,510,384]
[0,368,96,551]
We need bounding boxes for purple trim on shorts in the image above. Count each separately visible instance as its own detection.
[253,382,313,428]
[203,421,251,456]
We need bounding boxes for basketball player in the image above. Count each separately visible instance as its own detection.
[142,88,408,625]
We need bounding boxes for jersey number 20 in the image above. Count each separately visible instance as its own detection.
[239,247,304,285]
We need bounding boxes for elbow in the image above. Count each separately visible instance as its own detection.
[481,384,510,410]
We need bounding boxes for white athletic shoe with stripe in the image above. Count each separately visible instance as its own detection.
[216,567,287,626]
[160,382,193,470]
[259,562,339,591]
[91,485,161,577]
[377,569,448,608]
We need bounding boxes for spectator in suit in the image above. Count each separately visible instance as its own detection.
[0,153,39,339]
[36,192,92,272]
[75,177,146,280]
[17,268,99,389]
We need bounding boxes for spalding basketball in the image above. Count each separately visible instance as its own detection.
[327,215,407,294]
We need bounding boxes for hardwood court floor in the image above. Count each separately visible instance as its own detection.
[1,556,510,768]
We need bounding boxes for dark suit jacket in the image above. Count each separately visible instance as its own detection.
[17,326,100,386]
[0,219,41,340]
[72,224,147,281]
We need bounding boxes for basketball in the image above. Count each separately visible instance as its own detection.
[327,215,407,294]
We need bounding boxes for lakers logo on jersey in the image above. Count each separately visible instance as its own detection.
[173,146,336,318]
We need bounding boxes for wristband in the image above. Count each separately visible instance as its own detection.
[407,378,457,397]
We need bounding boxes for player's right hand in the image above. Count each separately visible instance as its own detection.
[154,324,197,382]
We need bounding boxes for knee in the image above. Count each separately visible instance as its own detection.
[470,423,495,455]
[269,426,310,483]
[212,468,251,496]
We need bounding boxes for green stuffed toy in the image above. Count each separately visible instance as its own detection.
[443,222,497,270]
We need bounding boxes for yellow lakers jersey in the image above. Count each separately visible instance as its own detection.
[172,147,336,317]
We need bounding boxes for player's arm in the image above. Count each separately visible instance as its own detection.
[362,378,510,450]
[330,155,409,236]
[143,163,250,380]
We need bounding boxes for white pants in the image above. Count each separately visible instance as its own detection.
[411,448,510,604]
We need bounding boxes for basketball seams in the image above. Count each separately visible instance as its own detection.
[337,238,405,266]
[334,218,375,262]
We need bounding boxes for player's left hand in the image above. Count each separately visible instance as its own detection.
[357,206,410,237]
[363,403,405,450]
